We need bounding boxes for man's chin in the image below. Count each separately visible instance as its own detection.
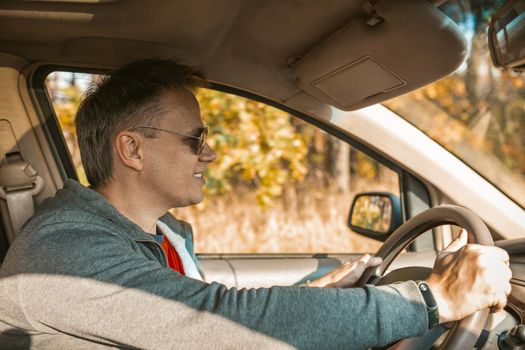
[187,192,205,207]
[189,196,204,206]
[168,193,204,209]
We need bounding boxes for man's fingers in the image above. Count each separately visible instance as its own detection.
[356,254,371,265]
[505,282,512,296]
[491,246,510,264]
[430,230,513,322]
[444,229,468,252]
[368,256,382,267]
[355,254,382,268]
[470,245,510,266]
[491,291,508,314]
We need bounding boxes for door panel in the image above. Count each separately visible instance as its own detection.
[200,250,437,288]
[200,254,360,288]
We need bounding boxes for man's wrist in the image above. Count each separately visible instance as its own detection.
[417,280,440,328]
[425,278,453,324]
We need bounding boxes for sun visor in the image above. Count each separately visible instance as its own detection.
[292,0,468,111]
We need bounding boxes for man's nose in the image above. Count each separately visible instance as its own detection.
[198,143,217,163]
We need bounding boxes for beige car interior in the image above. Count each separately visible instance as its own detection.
[3,1,525,348]
[0,0,465,276]
[0,54,62,249]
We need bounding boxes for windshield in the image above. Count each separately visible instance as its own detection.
[383,0,525,208]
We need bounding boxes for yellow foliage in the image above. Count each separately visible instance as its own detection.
[197,89,309,206]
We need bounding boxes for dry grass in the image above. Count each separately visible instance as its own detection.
[172,177,398,254]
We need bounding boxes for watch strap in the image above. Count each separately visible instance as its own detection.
[416,280,440,329]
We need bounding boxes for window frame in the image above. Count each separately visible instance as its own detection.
[29,65,434,253]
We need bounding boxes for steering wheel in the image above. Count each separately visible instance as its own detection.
[355,205,494,350]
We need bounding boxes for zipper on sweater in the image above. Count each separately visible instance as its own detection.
[135,239,169,268]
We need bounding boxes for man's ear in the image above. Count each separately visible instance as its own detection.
[114,131,144,172]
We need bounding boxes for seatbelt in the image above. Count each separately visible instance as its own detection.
[0,151,44,241]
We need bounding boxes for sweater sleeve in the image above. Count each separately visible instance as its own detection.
[17,225,428,350]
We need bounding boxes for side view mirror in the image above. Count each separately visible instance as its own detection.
[488,0,525,71]
[347,192,402,242]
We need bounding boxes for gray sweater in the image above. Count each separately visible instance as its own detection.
[0,179,428,349]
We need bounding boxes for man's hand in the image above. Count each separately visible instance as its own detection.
[307,254,382,288]
[426,229,512,324]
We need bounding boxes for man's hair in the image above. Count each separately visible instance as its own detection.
[75,59,205,188]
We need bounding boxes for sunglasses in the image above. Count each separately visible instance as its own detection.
[129,125,209,155]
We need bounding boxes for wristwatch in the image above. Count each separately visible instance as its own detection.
[416,281,440,329]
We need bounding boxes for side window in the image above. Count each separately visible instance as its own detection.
[45,71,401,254]
[45,72,97,185]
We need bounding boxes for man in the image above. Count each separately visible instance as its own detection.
[0,59,512,349]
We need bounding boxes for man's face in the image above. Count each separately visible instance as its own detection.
[141,88,216,208]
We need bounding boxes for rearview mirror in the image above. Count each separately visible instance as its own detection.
[488,0,525,71]
[347,192,402,242]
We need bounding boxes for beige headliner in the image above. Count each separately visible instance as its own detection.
[0,0,465,119]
